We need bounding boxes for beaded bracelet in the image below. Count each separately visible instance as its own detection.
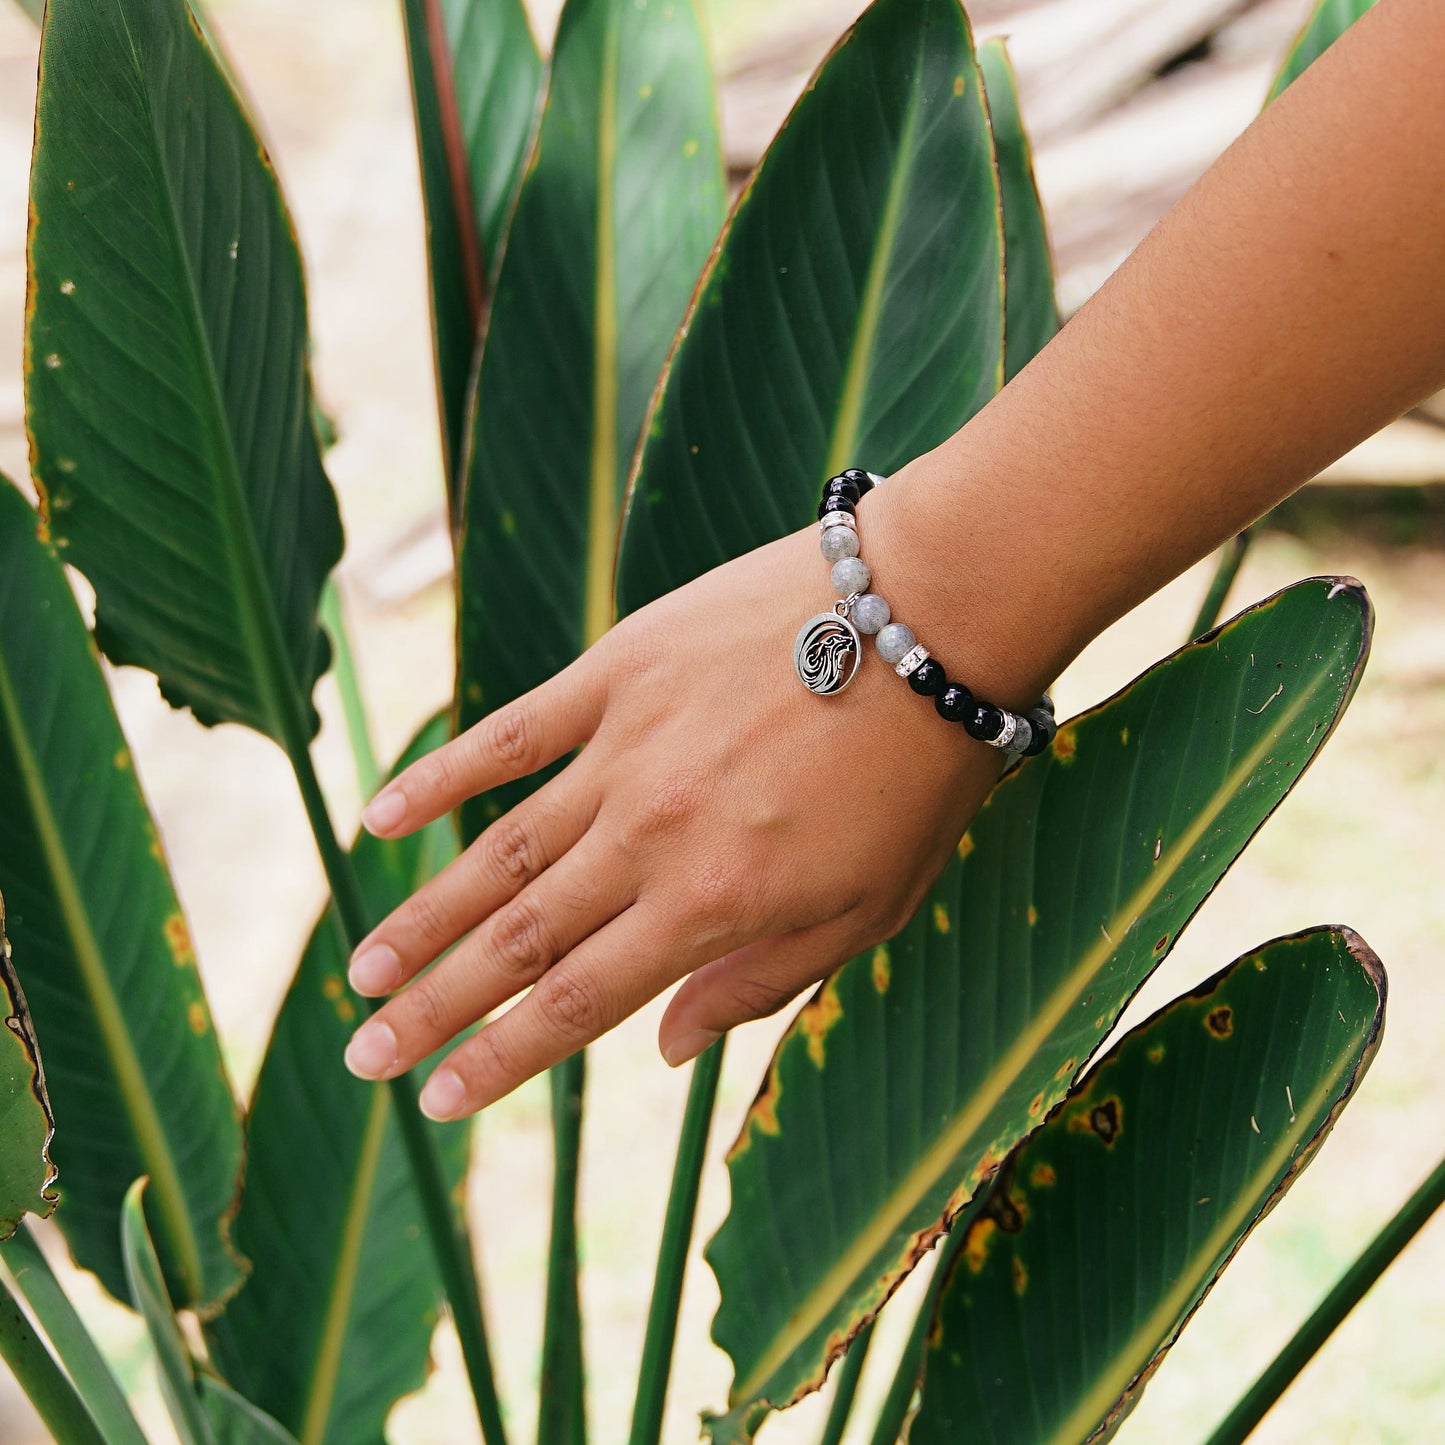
[793,469,1057,758]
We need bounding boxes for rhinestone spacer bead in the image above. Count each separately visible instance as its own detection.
[987,711,1020,750]
[818,510,857,532]
[894,643,930,678]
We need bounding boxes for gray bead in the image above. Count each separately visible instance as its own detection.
[830,556,871,596]
[851,593,891,635]
[820,526,860,562]
[875,622,917,664]
[1009,717,1034,755]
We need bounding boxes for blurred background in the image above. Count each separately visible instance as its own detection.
[0,0,1442,1440]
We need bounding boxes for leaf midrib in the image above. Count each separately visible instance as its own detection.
[734,678,1328,1404]
[0,637,204,1300]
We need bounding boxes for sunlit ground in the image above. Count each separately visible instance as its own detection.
[0,2,1440,1442]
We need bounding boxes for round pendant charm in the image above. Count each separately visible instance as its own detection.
[794,612,861,695]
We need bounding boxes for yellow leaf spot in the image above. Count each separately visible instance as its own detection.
[932,902,950,934]
[957,832,975,860]
[1147,1043,1166,1064]
[1121,726,1129,745]
[466,681,483,705]
[322,975,345,1001]
[113,748,131,770]
[871,945,891,994]
[682,138,699,159]
[501,509,517,537]
[962,1215,997,1273]
[638,82,653,99]
[483,799,501,821]
[801,976,844,1067]
[187,1001,208,1036]
[335,998,356,1024]
[1054,1055,1077,1081]
[1012,1254,1028,1295]
[164,913,194,967]
[1027,904,1038,926]
[1053,726,1077,762]
[1029,1162,1057,1188]
[953,74,965,96]
[727,1071,783,1163]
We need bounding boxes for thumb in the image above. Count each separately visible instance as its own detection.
[659,917,858,1067]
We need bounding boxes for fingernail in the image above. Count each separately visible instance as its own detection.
[663,1028,721,1068]
[343,1020,398,1080]
[349,943,402,996]
[362,787,406,834]
[420,1067,467,1121]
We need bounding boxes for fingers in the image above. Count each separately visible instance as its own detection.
[415,900,717,1119]
[343,831,635,1083]
[361,653,607,838]
[348,769,598,997]
[657,916,861,1068]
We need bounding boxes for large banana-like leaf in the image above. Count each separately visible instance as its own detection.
[400,0,541,491]
[0,895,56,1241]
[1268,0,1379,101]
[0,478,242,1308]
[208,716,468,1445]
[455,0,725,837]
[25,0,342,747]
[978,38,1058,381]
[616,0,1003,616]
[703,578,1371,1441]
[910,926,1386,1445]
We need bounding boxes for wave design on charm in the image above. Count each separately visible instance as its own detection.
[794,613,861,695]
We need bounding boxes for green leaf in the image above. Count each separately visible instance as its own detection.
[616,0,1003,615]
[1268,0,1380,101]
[0,478,242,1309]
[26,0,342,747]
[978,38,1058,381]
[0,899,56,1242]
[122,1178,215,1445]
[909,926,1386,1445]
[455,0,725,834]
[703,577,1371,1441]
[208,715,469,1445]
[400,0,541,491]
[199,1375,300,1445]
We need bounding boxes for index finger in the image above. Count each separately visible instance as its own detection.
[362,653,607,838]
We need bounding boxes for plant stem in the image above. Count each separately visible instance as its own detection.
[1207,1152,1445,1445]
[628,1038,725,1445]
[286,737,509,1445]
[0,1271,105,1445]
[818,1320,873,1445]
[866,1248,955,1445]
[1189,530,1253,641]
[319,580,380,800]
[539,1050,587,1445]
[1,1226,147,1445]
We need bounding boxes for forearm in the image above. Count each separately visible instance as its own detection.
[873,0,1445,702]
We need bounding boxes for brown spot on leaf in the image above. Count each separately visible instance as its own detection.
[957,833,975,860]
[164,913,194,967]
[1147,1043,1166,1064]
[726,1068,783,1163]
[1070,1095,1122,1146]
[932,902,950,934]
[1052,726,1076,761]
[1029,1162,1056,1188]
[1028,1092,1045,1118]
[187,1001,207,1035]
[870,945,890,994]
[801,976,844,1067]
[1154,934,1169,953]
[1054,1056,1077,1081]
[1206,1006,1234,1039]
[1027,904,1038,926]
[962,1215,998,1273]
[1012,1254,1029,1295]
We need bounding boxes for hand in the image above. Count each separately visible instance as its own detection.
[341,486,1021,1119]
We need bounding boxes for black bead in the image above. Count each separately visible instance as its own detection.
[935,683,975,723]
[822,477,861,505]
[842,468,876,494]
[818,493,856,520]
[963,701,1005,742]
[1024,708,1055,756]
[907,658,947,696]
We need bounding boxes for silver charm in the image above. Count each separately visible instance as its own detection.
[794,609,861,695]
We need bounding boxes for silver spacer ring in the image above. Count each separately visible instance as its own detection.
[819,511,857,532]
[894,643,930,677]
[987,711,1020,750]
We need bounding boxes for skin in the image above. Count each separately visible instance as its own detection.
[344,0,1445,1120]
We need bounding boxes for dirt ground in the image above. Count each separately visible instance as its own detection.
[0,2,1442,1442]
